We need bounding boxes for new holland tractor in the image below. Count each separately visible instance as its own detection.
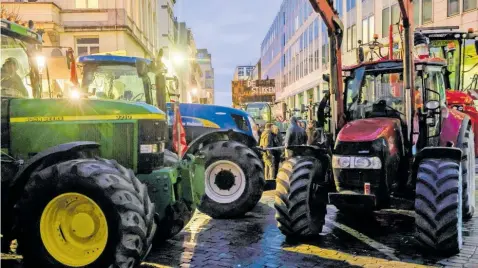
[274,0,475,255]
[77,54,264,219]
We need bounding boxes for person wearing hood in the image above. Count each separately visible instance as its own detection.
[260,123,275,180]
[284,116,306,158]
[306,119,320,145]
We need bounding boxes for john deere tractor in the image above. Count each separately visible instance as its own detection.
[274,0,475,255]
[0,19,240,268]
[77,54,265,219]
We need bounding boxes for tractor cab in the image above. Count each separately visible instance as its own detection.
[244,102,272,127]
[1,19,42,99]
[77,55,157,103]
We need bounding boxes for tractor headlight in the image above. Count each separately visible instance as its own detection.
[140,144,159,154]
[332,155,382,170]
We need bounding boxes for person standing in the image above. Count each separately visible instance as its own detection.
[271,125,283,179]
[306,120,319,145]
[260,123,275,180]
[284,116,306,158]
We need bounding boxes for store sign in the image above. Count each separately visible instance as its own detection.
[232,79,275,106]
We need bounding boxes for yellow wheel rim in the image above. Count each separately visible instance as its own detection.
[40,193,108,267]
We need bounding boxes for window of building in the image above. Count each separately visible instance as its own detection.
[369,16,374,41]
[464,0,477,11]
[423,0,433,23]
[413,0,420,25]
[448,0,460,16]
[382,7,390,37]
[76,0,98,9]
[346,0,356,11]
[391,4,400,34]
[352,25,357,49]
[362,18,369,43]
[347,27,352,51]
[76,37,99,56]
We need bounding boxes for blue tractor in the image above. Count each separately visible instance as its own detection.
[77,54,265,219]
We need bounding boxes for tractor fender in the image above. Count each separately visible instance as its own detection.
[182,129,257,159]
[7,141,100,206]
[412,147,462,181]
[440,109,469,147]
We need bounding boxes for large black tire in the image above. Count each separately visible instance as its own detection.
[458,123,475,219]
[274,157,327,237]
[15,158,156,268]
[153,201,193,243]
[415,159,462,254]
[198,140,264,218]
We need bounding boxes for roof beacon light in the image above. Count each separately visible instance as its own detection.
[414,32,429,59]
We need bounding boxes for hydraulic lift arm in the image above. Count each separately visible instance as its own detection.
[308,0,345,134]
[397,0,416,149]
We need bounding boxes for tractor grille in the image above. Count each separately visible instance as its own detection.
[79,123,135,169]
[334,169,382,194]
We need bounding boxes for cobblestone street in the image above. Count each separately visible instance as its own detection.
[4,167,478,268]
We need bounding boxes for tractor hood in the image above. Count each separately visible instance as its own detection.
[337,118,401,142]
[8,98,165,120]
[446,90,473,106]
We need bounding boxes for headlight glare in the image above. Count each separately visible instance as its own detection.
[332,155,381,169]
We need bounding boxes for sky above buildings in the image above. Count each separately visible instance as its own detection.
[175,0,282,107]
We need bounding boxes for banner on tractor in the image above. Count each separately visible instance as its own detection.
[232,79,275,107]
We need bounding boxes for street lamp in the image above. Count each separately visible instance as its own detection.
[172,52,185,66]
[191,87,198,96]
[36,55,46,74]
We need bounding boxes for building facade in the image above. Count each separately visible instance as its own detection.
[196,48,215,104]
[2,0,159,95]
[233,65,255,81]
[174,21,203,103]
[260,0,478,111]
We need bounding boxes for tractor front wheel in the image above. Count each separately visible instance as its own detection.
[199,141,264,218]
[274,157,328,237]
[459,123,475,219]
[15,158,156,268]
[415,158,462,254]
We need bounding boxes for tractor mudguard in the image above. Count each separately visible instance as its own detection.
[286,145,332,172]
[412,147,462,180]
[440,109,469,147]
[2,141,100,244]
[182,129,257,159]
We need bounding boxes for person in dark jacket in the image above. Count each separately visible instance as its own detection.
[260,123,275,180]
[271,125,283,178]
[284,116,306,158]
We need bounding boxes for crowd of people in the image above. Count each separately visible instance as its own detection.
[257,116,320,180]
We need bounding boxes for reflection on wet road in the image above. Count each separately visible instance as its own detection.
[3,164,478,268]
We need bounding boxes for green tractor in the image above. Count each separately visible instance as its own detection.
[0,19,251,268]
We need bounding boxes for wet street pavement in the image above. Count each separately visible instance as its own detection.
[4,164,478,268]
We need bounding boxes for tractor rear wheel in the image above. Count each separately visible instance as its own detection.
[415,159,462,254]
[274,157,328,237]
[15,158,156,268]
[459,123,475,219]
[199,140,264,218]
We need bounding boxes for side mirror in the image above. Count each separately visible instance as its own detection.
[425,100,440,110]
[323,74,330,83]
[322,89,329,95]
[136,60,149,77]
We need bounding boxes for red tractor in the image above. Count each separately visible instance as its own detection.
[416,27,478,153]
[274,0,475,255]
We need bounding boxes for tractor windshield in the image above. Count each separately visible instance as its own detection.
[245,103,271,122]
[81,63,155,102]
[346,69,405,120]
[1,34,34,98]
[429,39,478,90]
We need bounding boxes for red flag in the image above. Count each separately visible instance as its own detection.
[67,48,79,86]
[172,104,188,157]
